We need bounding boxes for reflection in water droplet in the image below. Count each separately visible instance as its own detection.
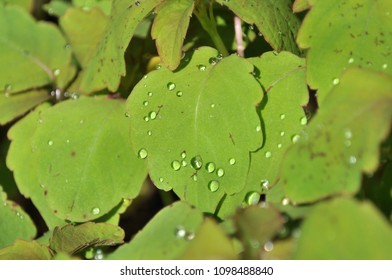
[92,207,100,215]
[185,232,195,241]
[282,198,290,206]
[300,116,307,125]
[280,131,285,137]
[175,226,186,238]
[149,111,157,120]
[261,179,270,191]
[217,54,223,60]
[245,192,260,205]
[190,156,203,170]
[143,75,148,79]
[348,155,357,164]
[382,64,388,69]
[135,1,140,6]
[144,116,149,122]
[209,57,218,65]
[348,57,355,64]
[264,241,274,252]
[277,143,282,149]
[208,180,220,192]
[181,152,186,159]
[167,82,176,91]
[332,78,340,85]
[210,103,215,108]
[197,64,206,71]
[192,174,198,181]
[176,91,183,97]
[147,131,152,136]
[171,160,181,171]
[148,92,153,97]
[143,101,149,106]
[229,158,236,165]
[256,125,261,132]
[291,134,300,143]
[53,69,61,76]
[206,162,215,173]
[181,160,187,167]
[48,140,54,146]
[216,168,225,177]
[280,114,286,120]
[265,151,272,158]
[138,148,148,159]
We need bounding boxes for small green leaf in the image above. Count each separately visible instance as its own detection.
[294,198,392,259]
[32,98,147,222]
[297,0,392,104]
[292,0,310,13]
[216,0,301,54]
[0,240,52,260]
[0,89,49,125]
[49,222,124,255]
[0,187,37,249]
[127,47,262,214]
[280,68,392,203]
[152,0,194,70]
[0,5,75,93]
[80,0,163,93]
[7,103,66,229]
[107,201,203,260]
[60,7,109,69]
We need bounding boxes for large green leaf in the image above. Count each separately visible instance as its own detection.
[7,103,66,229]
[0,187,36,249]
[216,0,301,54]
[0,5,75,93]
[217,51,308,217]
[297,0,392,104]
[0,240,52,260]
[49,222,124,255]
[107,201,203,260]
[0,90,49,125]
[60,7,109,68]
[0,0,33,12]
[73,0,112,15]
[151,0,194,70]
[80,0,162,93]
[294,198,392,259]
[127,47,263,214]
[279,68,392,203]
[31,97,147,222]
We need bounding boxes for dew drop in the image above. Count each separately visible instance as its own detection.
[332,78,340,85]
[300,116,307,125]
[280,113,286,120]
[48,140,54,146]
[348,57,355,64]
[159,177,164,183]
[148,92,153,97]
[256,125,261,132]
[210,103,215,108]
[344,129,352,139]
[265,151,272,158]
[144,116,149,122]
[209,57,218,65]
[261,179,270,191]
[135,1,140,6]
[149,111,157,120]
[280,131,285,137]
[143,101,149,106]
[245,192,260,205]
[208,180,220,192]
[206,162,216,173]
[192,174,198,181]
[79,119,84,124]
[171,160,181,171]
[197,64,206,71]
[176,91,183,97]
[348,155,357,165]
[181,160,187,167]
[156,64,162,70]
[143,74,148,79]
[147,130,152,136]
[382,63,388,69]
[138,148,148,159]
[125,112,130,117]
[277,143,282,149]
[345,140,352,147]
[92,207,100,215]
[216,168,225,177]
[175,226,186,238]
[4,84,12,93]
[263,241,274,252]
[249,24,254,30]
[94,249,104,260]
[190,155,203,170]
[185,232,195,241]
[229,158,236,165]
[53,69,61,76]
[282,198,290,206]
[291,134,301,143]
[167,82,176,91]
[181,151,187,159]
[216,54,223,60]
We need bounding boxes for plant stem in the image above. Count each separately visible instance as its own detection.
[194,0,229,56]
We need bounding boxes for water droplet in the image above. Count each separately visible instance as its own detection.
[181,160,187,167]
[71,92,79,100]
[144,116,149,122]
[4,84,12,93]
[185,232,195,241]
[175,226,186,238]
[300,116,307,125]
[249,24,254,30]
[280,114,286,120]
[332,78,340,85]
[280,131,285,137]
[48,140,54,146]
[148,92,153,97]
[176,91,183,97]
[256,125,261,132]
[344,129,352,139]
[135,1,140,6]
[265,151,272,158]
[143,101,149,106]
[167,82,176,91]
[216,54,223,60]
[291,134,301,143]
[156,64,162,70]
[210,103,215,108]
[229,158,236,165]
[348,57,355,64]
[209,57,218,65]
[206,162,215,173]
[125,112,130,117]
[197,64,206,71]
[348,155,357,164]
[382,63,388,69]
[258,32,263,37]
[261,179,270,191]
[80,119,84,124]
[53,69,61,76]
[138,148,148,159]
[345,140,352,147]
[181,152,186,159]
[190,155,203,170]
[208,180,220,192]
[147,130,152,136]
[94,249,104,260]
[92,207,100,215]
[216,168,225,177]
[192,174,198,181]
[159,177,164,183]
[263,241,274,252]
[143,74,148,79]
[149,111,157,120]
[277,143,282,149]
[245,192,260,205]
[171,160,181,171]
[282,198,290,206]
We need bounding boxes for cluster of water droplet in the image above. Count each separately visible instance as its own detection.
[175,225,195,241]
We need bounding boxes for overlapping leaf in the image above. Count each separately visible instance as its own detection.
[297,0,392,104]
[0,0,33,12]
[127,47,263,214]
[292,0,310,13]
[0,240,52,260]
[31,97,147,222]
[73,0,112,15]
[216,0,301,54]
[279,68,392,203]
[152,0,194,70]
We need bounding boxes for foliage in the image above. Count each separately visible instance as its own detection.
[0,0,391,260]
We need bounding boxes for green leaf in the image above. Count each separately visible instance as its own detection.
[180,218,237,260]
[152,0,194,70]
[60,7,109,69]
[0,187,36,249]
[0,5,75,93]
[0,0,33,12]
[73,0,112,15]
[80,0,162,93]
[43,0,72,17]
[107,201,203,260]
[280,68,392,203]
[127,47,262,214]
[31,97,147,222]
[294,198,392,259]
[0,90,49,125]
[7,103,66,229]
[49,222,124,255]
[216,0,301,54]
[292,0,310,13]
[0,240,52,260]
[297,0,392,104]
